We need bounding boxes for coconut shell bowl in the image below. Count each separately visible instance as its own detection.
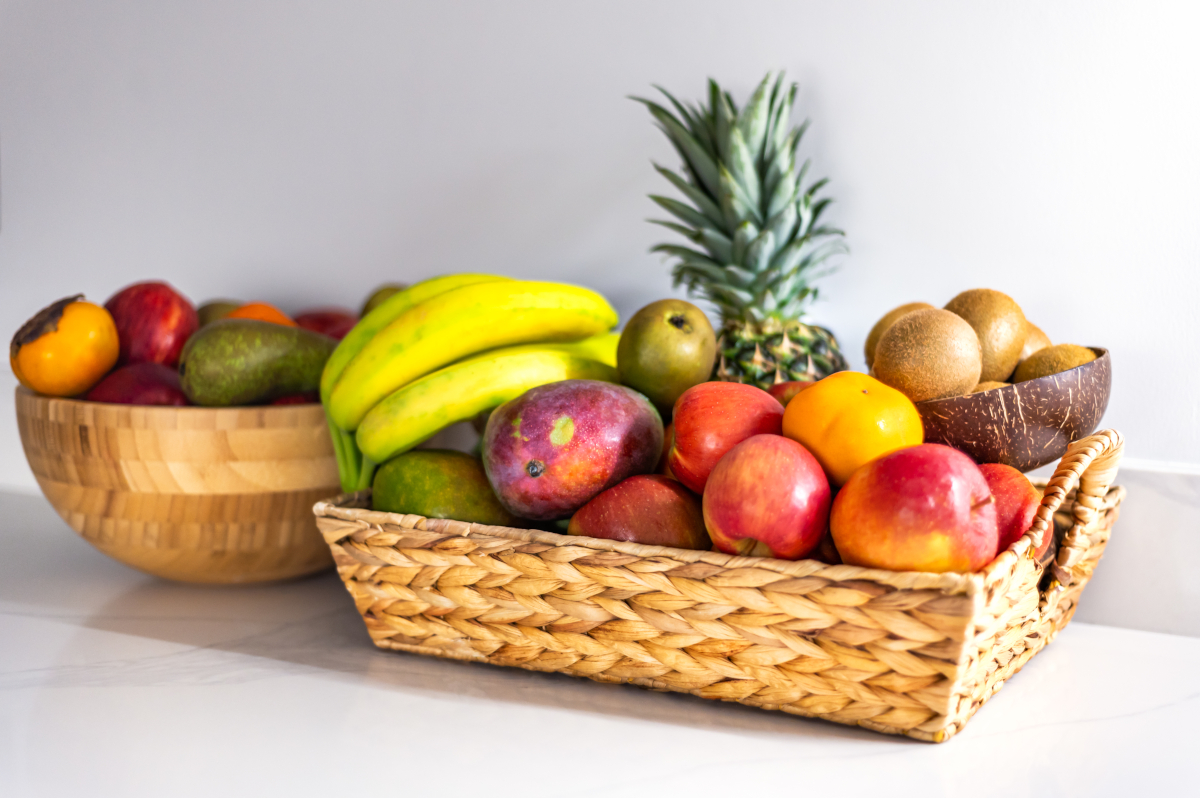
[917,348,1111,472]
[15,387,339,584]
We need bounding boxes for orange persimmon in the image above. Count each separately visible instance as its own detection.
[225,302,297,327]
[10,295,120,396]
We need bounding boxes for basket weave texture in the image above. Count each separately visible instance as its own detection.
[314,430,1124,742]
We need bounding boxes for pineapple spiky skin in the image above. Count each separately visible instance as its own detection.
[716,319,847,386]
[636,72,848,389]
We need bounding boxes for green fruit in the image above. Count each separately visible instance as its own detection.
[372,449,518,526]
[359,283,408,317]
[1013,343,1096,383]
[865,302,934,369]
[179,319,336,406]
[617,299,716,413]
[197,300,241,327]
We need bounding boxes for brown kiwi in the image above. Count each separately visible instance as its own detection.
[1013,344,1096,383]
[1017,322,1051,363]
[971,381,1010,393]
[873,308,982,403]
[944,289,1027,382]
[864,302,934,369]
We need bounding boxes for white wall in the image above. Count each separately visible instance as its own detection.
[3,0,1198,490]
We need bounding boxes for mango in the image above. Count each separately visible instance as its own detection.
[372,449,518,526]
[178,319,336,406]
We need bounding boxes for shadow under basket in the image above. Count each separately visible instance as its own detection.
[314,430,1124,743]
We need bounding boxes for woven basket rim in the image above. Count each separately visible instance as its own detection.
[312,481,1122,599]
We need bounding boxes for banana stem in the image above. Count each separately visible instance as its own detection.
[355,453,377,492]
[327,414,361,493]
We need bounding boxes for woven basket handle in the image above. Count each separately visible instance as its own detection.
[1024,429,1124,580]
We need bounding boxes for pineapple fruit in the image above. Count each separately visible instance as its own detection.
[637,72,848,387]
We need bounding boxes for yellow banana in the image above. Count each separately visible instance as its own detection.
[355,344,618,464]
[328,280,618,431]
[541,331,619,367]
[320,273,511,404]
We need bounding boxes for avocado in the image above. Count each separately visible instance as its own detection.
[178,319,336,406]
[196,300,242,327]
[372,449,518,526]
[360,283,408,317]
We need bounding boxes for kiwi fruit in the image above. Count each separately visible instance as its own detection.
[944,289,1027,383]
[1013,344,1096,383]
[1018,322,1051,363]
[864,302,934,368]
[971,381,1010,393]
[873,308,983,403]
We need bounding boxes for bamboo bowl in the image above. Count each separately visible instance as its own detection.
[15,387,338,584]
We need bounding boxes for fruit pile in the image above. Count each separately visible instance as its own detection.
[364,284,1051,576]
[866,288,1096,402]
[9,281,387,406]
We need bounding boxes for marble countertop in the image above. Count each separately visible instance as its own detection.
[2,490,1198,798]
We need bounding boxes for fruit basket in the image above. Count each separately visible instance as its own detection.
[314,429,1123,742]
[16,388,339,584]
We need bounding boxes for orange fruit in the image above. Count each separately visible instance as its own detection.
[782,371,923,486]
[11,296,120,396]
[225,302,296,327]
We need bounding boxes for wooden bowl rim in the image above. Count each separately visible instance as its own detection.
[15,385,325,419]
[916,346,1109,410]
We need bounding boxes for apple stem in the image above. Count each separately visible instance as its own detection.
[971,495,995,512]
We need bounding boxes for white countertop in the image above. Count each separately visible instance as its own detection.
[2,490,1198,798]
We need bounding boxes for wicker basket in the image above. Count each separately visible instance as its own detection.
[314,429,1123,742]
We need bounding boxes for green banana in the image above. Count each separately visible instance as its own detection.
[328,280,619,431]
[355,343,619,464]
[320,273,511,404]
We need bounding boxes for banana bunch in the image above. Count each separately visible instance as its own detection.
[322,275,620,491]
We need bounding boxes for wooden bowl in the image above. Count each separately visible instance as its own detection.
[916,347,1111,472]
[15,388,339,584]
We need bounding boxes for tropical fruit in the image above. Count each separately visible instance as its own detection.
[482,380,663,520]
[873,308,982,403]
[782,371,923,486]
[178,319,336,406]
[360,283,408,317]
[355,340,619,464]
[865,302,934,369]
[10,296,119,397]
[225,302,296,327]
[637,72,848,388]
[617,298,716,413]
[197,300,241,327]
[372,450,517,526]
[326,280,617,431]
[944,289,1026,383]
[1013,343,1096,383]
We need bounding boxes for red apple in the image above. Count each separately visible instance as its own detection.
[658,422,674,475]
[980,463,1047,558]
[703,434,831,560]
[85,362,188,406]
[767,380,814,407]
[482,380,663,520]
[294,307,358,340]
[105,281,199,367]
[667,382,784,493]
[831,444,999,573]
[568,474,710,549]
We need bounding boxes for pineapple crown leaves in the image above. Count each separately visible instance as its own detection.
[632,72,846,325]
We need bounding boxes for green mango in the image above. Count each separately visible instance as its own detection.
[179,319,336,406]
[372,449,518,526]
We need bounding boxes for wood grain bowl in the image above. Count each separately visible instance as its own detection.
[917,347,1111,472]
[14,388,339,584]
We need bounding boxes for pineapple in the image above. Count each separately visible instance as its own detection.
[636,72,848,387]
